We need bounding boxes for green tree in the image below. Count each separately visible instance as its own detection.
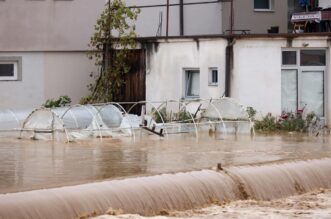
[81,0,140,104]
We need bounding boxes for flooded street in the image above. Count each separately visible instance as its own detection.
[0,132,331,193]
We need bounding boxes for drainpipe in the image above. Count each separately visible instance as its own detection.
[166,0,170,37]
[180,0,184,36]
[225,37,235,97]
[230,0,234,35]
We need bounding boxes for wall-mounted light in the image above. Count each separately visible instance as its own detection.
[302,42,309,47]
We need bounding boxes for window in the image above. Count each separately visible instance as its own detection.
[184,69,200,98]
[208,68,218,86]
[300,50,326,66]
[282,51,296,65]
[0,57,22,81]
[254,0,273,11]
[281,49,326,117]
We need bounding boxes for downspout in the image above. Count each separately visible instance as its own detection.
[225,37,235,97]
[166,0,170,37]
[180,0,184,36]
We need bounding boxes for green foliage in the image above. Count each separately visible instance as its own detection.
[306,112,319,126]
[254,113,278,132]
[254,111,321,133]
[43,95,71,108]
[82,0,140,104]
[246,106,257,120]
[279,114,306,132]
[176,111,193,123]
[152,107,167,123]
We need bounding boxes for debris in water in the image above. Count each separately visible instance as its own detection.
[106,208,123,216]
[217,163,224,171]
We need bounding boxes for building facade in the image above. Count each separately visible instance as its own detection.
[143,35,331,125]
[222,0,289,34]
[0,0,224,109]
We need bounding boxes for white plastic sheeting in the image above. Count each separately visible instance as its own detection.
[17,104,125,140]
[0,109,31,131]
[20,108,66,140]
[202,98,250,120]
[0,98,253,141]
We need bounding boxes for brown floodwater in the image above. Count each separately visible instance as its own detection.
[0,132,330,193]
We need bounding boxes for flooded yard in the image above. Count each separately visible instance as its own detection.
[0,132,331,194]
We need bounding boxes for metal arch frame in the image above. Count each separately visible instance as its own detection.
[19,107,69,141]
[200,99,227,133]
[157,99,199,138]
[68,110,79,129]
[126,100,169,138]
[218,97,255,135]
[59,104,103,139]
[92,102,136,139]
[6,109,20,129]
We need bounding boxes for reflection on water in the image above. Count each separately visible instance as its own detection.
[0,132,330,193]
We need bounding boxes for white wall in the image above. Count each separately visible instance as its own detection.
[44,52,96,105]
[146,39,227,102]
[231,38,287,117]
[232,37,330,122]
[319,0,331,9]
[0,52,96,109]
[146,36,331,125]
[0,53,44,109]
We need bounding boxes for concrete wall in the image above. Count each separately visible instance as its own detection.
[232,37,330,121]
[0,52,95,109]
[0,0,223,109]
[146,36,331,125]
[231,38,286,116]
[0,0,105,51]
[145,39,227,102]
[222,0,288,34]
[0,0,222,52]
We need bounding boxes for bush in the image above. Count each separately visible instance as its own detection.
[176,111,193,123]
[255,111,320,133]
[152,107,167,123]
[280,114,305,132]
[43,95,71,108]
[246,106,257,120]
[254,113,278,132]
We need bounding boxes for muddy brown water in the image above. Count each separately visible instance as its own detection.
[0,132,331,194]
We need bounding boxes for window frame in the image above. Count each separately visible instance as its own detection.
[281,48,327,117]
[0,57,22,81]
[183,68,200,99]
[208,67,219,86]
[254,0,274,12]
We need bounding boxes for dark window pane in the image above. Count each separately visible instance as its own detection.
[282,51,296,65]
[212,70,218,83]
[0,64,14,77]
[300,50,326,66]
[254,0,270,9]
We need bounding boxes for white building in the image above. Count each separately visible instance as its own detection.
[1,0,330,127]
[0,0,223,109]
[143,34,331,125]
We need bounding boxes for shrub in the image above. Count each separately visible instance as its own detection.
[246,106,257,120]
[152,107,167,123]
[177,111,193,123]
[280,114,305,132]
[43,95,71,108]
[255,111,321,133]
[254,113,278,132]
